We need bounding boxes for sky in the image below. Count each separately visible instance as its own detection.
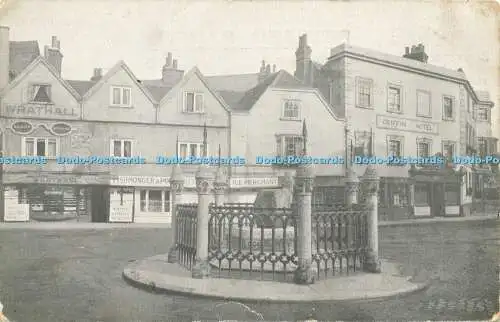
[0,0,498,132]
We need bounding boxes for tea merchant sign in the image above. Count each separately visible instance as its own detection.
[5,104,78,118]
[51,123,72,135]
[376,115,439,135]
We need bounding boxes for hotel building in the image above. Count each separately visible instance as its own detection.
[291,34,497,220]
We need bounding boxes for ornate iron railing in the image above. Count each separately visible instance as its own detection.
[176,204,198,270]
[208,204,298,282]
[311,203,369,279]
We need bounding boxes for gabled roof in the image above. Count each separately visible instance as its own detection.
[205,73,260,92]
[81,60,156,104]
[231,70,308,111]
[9,41,40,77]
[0,55,81,100]
[66,80,94,96]
[145,85,173,102]
[159,66,230,112]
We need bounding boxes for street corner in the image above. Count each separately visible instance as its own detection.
[122,254,430,304]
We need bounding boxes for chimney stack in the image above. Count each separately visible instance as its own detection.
[403,43,428,63]
[0,26,10,90]
[44,35,63,75]
[272,64,276,73]
[265,64,271,74]
[295,33,313,86]
[162,53,184,85]
[90,68,102,82]
[258,60,270,82]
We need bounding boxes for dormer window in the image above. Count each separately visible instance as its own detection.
[184,92,204,113]
[30,84,52,103]
[282,100,300,120]
[110,86,132,107]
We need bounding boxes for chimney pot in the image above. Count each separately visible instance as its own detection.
[166,52,173,67]
[51,36,57,48]
[405,46,410,55]
[173,59,178,69]
[411,45,416,53]
[265,64,271,73]
[272,64,276,73]
[56,40,61,50]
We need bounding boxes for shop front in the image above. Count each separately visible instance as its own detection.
[408,165,464,218]
[2,171,112,222]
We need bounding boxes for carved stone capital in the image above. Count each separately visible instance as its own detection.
[345,181,359,194]
[195,165,214,195]
[295,176,314,194]
[213,182,227,195]
[169,180,184,194]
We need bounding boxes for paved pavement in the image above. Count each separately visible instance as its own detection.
[0,218,498,321]
[123,254,428,302]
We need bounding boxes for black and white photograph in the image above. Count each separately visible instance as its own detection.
[0,0,498,321]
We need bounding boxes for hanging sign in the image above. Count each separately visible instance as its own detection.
[11,121,33,134]
[51,123,72,135]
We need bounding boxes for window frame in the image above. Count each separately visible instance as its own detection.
[22,137,59,158]
[183,91,205,114]
[477,108,489,122]
[442,95,455,121]
[139,189,171,213]
[386,135,404,158]
[276,134,303,157]
[441,140,456,162]
[109,86,132,108]
[281,99,301,120]
[353,131,374,157]
[416,137,432,158]
[416,89,431,118]
[110,139,134,157]
[355,77,373,109]
[386,83,403,113]
[177,142,208,158]
[29,83,53,104]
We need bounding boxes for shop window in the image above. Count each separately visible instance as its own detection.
[389,183,407,206]
[139,190,171,213]
[415,183,429,206]
[445,184,460,205]
[23,137,58,157]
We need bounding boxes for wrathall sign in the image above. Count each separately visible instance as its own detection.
[5,103,78,118]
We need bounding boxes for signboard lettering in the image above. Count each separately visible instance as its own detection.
[5,104,77,118]
[11,121,33,134]
[230,177,279,188]
[51,123,72,135]
[4,194,30,222]
[110,176,196,188]
[376,115,439,134]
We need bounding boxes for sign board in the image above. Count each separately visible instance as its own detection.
[51,123,72,135]
[110,176,196,188]
[36,175,109,185]
[109,189,134,222]
[414,206,431,217]
[376,115,439,135]
[11,121,33,134]
[4,193,30,222]
[230,177,279,188]
[4,103,78,118]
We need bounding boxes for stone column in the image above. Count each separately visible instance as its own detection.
[293,163,315,284]
[362,165,381,273]
[213,167,227,206]
[192,165,214,279]
[408,179,415,217]
[167,163,184,263]
[345,167,359,206]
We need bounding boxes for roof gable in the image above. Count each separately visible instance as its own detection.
[159,66,230,112]
[81,60,156,104]
[0,55,81,100]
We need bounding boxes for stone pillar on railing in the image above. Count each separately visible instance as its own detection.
[167,163,185,263]
[345,166,359,206]
[213,167,227,206]
[192,165,214,279]
[361,165,381,273]
[293,163,315,284]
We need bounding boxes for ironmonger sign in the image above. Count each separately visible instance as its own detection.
[376,115,439,135]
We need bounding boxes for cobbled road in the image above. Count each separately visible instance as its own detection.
[0,219,498,321]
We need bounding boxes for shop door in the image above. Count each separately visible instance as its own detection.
[431,182,445,217]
